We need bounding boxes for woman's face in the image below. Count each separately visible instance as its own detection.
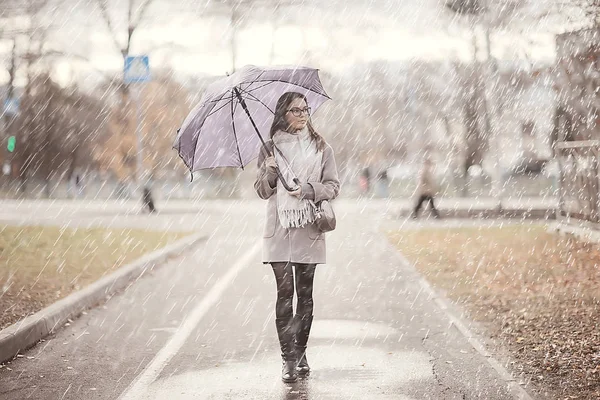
[284,97,309,132]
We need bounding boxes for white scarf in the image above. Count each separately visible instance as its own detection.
[273,128,323,229]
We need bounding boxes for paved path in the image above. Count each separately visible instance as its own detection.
[0,201,532,399]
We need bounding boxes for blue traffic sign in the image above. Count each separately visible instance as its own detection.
[3,98,19,116]
[124,56,151,84]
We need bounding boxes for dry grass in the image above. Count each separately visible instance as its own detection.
[0,226,189,330]
[388,225,600,399]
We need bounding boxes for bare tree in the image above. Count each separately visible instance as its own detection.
[0,0,62,187]
[553,27,600,144]
[544,2,600,149]
[457,64,488,172]
[205,0,301,71]
[13,74,108,196]
[444,0,528,201]
[560,0,600,26]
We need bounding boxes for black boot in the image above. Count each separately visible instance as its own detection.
[295,315,313,376]
[275,317,297,383]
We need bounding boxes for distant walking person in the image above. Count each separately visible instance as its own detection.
[75,174,84,198]
[412,158,440,219]
[375,169,389,198]
[143,186,157,214]
[254,92,340,383]
[359,166,371,195]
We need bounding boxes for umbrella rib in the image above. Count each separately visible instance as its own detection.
[205,84,270,118]
[203,93,236,104]
[236,87,275,114]
[238,73,270,93]
[239,80,273,94]
[231,90,244,169]
[206,96,237,118]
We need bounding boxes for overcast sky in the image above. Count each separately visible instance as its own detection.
[0,0,589,88]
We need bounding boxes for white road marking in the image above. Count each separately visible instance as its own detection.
[118,242,261,400]
[387,239,534,400]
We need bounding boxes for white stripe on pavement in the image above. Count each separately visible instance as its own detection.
[118,242,261,400]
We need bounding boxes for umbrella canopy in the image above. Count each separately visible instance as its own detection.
[174,65,330,173]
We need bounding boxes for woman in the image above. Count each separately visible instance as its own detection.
[254,92,340,383]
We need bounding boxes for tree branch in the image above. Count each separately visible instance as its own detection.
[94,0,124,55]
[126,0,134,55]
[134,0,155,27]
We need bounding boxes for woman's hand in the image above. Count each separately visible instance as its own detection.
[288,186,302,197]
[264,156,278,173]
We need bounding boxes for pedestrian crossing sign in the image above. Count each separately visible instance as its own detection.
[124,56,151,84]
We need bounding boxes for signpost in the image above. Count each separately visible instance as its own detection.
[124,55,151,196]
[2,97,19,182]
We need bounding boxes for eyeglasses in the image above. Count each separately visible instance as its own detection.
[286,107,311,117]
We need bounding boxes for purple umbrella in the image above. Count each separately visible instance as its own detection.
[173,65,330,189]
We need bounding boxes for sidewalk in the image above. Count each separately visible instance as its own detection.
[0,196,559,219]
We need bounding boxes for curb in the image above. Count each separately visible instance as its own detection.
[396,208,555,220]
[0,232,206,365]
[548,220,600,244]
[382,234,535,400]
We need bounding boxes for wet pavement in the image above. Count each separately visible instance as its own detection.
[0,200,530,399]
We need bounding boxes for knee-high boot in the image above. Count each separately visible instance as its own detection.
[275,317,297,382]
[294,315,313,375]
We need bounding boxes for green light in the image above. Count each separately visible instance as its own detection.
[7,136,15,153]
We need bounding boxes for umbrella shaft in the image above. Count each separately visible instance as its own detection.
[233,87,267,148]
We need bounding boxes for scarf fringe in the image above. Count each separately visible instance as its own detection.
[279,204,317,228]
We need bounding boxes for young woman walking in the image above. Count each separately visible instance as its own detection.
[254,92,340,383]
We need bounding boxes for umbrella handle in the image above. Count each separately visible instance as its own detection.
[274,164,299,192]
[266,142,302,192]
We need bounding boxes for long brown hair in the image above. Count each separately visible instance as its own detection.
[269,92,326,152]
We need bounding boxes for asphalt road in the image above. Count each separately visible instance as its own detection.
[0,200,529,399]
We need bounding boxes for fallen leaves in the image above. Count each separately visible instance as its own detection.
[389,225,600,399]
[0,226,189,330]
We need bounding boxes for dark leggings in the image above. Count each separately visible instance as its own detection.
[271,262,316,320]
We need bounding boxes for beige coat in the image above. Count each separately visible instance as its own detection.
[254,140,340,265]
